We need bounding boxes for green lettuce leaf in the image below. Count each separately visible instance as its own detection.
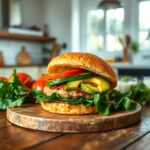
[0,69,29,110]
[32,86,137,116]
[128,82,150,104]
[93,94,110,116]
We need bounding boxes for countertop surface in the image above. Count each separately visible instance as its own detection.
[111,63,150,69]
[1,105,150,150]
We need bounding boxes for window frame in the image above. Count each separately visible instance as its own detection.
[138,0,150,45]
[80,0,143,53]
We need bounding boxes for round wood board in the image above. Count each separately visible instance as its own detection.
[7,104,141,133]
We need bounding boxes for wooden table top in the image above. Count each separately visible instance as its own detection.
[0,105,150,150]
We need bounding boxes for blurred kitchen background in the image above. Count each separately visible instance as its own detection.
[0,0,150,80]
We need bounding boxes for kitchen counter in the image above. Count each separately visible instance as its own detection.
[111,63,150,77]
[111,62,150,69]
[0,105,150,150]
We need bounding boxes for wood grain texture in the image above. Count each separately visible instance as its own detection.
[141,104,150,117]
[7,104,141,133]
[0,31,56,42]
[29,117,150,150]
[0,125,63,150]
[0,110,6,118]
[126,132,150,150]
[0,118,12,128]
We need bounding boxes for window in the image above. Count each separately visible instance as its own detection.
[87,8,124,52]
[87,10,104,51]
[139,0,150,50]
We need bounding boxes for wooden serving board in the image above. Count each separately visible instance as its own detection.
[7,104,141,133]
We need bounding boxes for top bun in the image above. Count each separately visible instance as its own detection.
[47,52,117,88]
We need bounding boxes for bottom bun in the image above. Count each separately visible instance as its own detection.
[41,102,97,115]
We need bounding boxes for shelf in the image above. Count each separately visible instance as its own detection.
[0,31,56,42]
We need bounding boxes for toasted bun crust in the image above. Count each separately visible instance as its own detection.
[47,52,117,88]
[41,102,97,115]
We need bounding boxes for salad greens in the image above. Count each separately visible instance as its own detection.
[1,69,150,116]
[32,88,136,116]
[0,69,29,110]
[127,82,150,104]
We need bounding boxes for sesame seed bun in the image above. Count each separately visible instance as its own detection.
[47,52,117,88]
[41,102,97,115]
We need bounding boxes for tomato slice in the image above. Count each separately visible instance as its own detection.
[41,69,85,80]
[32,80,46,91]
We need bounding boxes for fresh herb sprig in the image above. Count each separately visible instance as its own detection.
[0,69,29,110]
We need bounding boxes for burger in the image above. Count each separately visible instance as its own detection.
[32,52,135,115]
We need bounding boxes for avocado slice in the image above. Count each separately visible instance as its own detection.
[46,73,94,86]
[66,80,83,90]
[84,77,110,93]
[81,83,100,94]
[65,77,110,93]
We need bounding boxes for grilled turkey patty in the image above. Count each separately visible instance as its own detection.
[44,85,94,99]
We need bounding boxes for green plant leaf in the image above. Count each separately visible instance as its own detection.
[0,69,29,110]
[81,99,94,107]
[99,104,110,116]
[32,88,59,103]
[93,94,109,116]
[93,94,101,112]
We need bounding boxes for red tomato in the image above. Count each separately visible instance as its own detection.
[26,80,35,88]
[0,76,7,81]
[37,74,49,81]
[41,69,85,80]
[32,80,46,91]
[18,73,31,83]
[8,72,33,88]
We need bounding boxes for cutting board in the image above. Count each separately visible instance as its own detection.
[16,46,31,65]
[7,104,141,133]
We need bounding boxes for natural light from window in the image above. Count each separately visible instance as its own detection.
[139,1,150,50]
[87,8,124,52]
[87,10,104,51]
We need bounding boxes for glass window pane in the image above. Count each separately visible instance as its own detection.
[139,31,149,44]
[87,35,104,50]
[87,10,104,50]
[139,1,150,30]
[106,8,124,51]
[87,8,124,51]
[139,1,150,45]
[106,34,123,52]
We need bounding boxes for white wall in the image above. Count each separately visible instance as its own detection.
[0,0,45,65]
[0,40,43,65]
[21,0,45,27]
[0,0,2,28]
[0,0,141,65]
[43,0,71,50]
[0,0,45,28]
[0,0,72,65]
